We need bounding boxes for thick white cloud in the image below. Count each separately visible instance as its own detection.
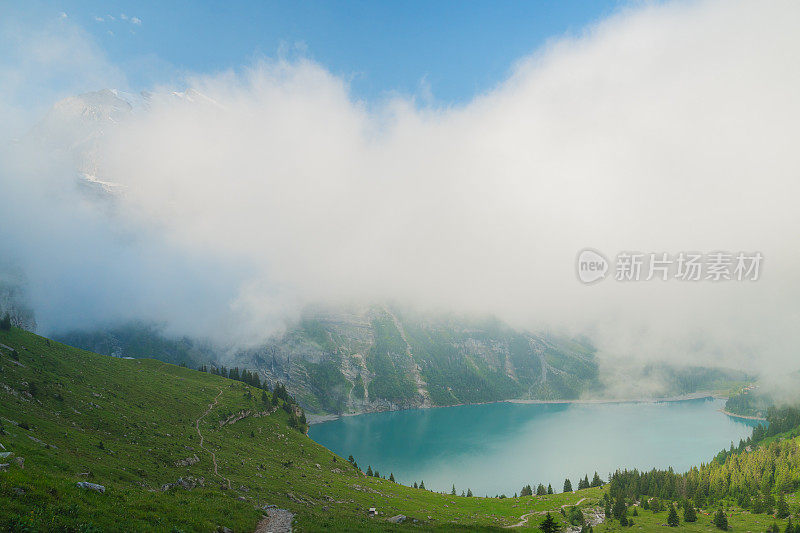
[2,0,800,377]
[0,10,126,135]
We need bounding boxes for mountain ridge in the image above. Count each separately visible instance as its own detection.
[54,305,752,417]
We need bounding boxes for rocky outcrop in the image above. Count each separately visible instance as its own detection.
[76,482,105,493]
[219,410,251,427]
[161,476,204,491]
[255,505,294,533]
[175,455,200,467]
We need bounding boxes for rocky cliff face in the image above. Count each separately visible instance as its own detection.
[234,305,600,415]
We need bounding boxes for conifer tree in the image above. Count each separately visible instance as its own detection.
[776,492,789,518]
[539,512,559,533]
[713,508,728,530]
[683,501,697,522]
[667,505,679,527]
[651,498,662,513]
[612,498,626,520]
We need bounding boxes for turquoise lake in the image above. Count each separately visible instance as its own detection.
[309,398,760,496]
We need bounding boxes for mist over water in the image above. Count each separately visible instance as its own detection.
[310,399,759,495]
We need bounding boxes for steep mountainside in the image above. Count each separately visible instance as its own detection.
[234,306,601,415]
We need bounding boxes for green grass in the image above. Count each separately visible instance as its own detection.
[597,501,800,532]
[0,327,602,532]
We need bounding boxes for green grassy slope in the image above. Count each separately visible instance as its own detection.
[595,503,800,532]
[0,327,601,532]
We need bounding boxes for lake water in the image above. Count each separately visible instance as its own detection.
[309,398,760,496]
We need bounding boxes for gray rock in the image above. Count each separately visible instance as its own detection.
[76,482,105,493]
[161,476,203,491]
[175,454,199,467]
[255,508,294,533]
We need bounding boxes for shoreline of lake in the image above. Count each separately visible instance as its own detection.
[719,408,767,421]
[307,390,725,425]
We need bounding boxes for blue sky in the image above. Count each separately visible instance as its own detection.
[10,1,625,104]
